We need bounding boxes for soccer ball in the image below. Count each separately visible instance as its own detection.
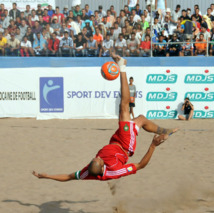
[101,61,120,80]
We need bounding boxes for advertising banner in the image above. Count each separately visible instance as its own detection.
[1,0,55,11]
[0,67,213,119]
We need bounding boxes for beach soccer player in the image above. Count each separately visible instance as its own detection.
[33,54,178,181]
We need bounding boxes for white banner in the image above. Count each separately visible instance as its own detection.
[0,67,213,119]
[1,0,55,11]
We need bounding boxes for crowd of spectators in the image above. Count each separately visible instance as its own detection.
[0,1,214,57]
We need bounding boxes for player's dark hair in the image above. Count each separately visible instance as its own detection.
[130,77,134,80]
[185,97,190,100]
[88,160,103,176]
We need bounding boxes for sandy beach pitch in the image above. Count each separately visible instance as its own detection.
[0,118,213,213]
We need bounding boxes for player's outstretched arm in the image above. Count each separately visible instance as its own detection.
[135,134,168,171]
[32,171,76,182]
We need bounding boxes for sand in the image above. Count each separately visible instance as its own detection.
[0,118,214,213]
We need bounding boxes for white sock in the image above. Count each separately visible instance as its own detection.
[117,58,126,73]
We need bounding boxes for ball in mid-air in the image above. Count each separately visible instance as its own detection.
[101,61,120,80]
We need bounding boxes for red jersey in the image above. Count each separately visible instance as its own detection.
[75,121,139,181]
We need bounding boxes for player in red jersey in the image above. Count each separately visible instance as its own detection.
[32,54,178,181]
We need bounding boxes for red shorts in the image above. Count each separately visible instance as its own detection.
[109,121,139,156]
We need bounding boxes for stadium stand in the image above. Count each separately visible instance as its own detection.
[0,2,214,57]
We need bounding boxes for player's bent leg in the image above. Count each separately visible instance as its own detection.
[133,114,178,136]
[112,53,131,122]
[178,115,186,120]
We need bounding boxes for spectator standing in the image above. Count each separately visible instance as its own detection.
[128,77,136,119]
[140,34,151,56]
[181,19,195,40]
[52,7,65,24]
[132,9,141,23]
[178,97,194,121]
[110,5,117,19]
[24,5,31,18]
[36,4,43,16]
[143,10,150,23]
[128,0,139,12]
[43,9,51,24]
[85,4,93,17]
[195,33,207,56]
[153,17,162,35]
[73,33,86,56]
[9,3,21,20]
[81,9,89,21]
[124,5,131,18]
[0,32,7,55]
[106,10,115,27]
[126,32,140,56]
[73,5,82,17]
[48,5,55,17]
[62,6,69,17]
[115,33,127,56]
[120,10,127,28]
[100,33,113,57]
[206,8,214,21]
[32,21,43,34]
[5,33,20,56]
[2,10,11,29]
[192,8,202,24]
[166,33,181,56]
[31,10,39,24]
[209,28,214,56]
[98,5,106,19]
[19,20,28,38]
[47,32,60,56]
[171,5,181,23]
[196,24,211,41]
[59,31,73,56]
[136,4,143,16]
[86,34,98,56]
[180,10,191,21]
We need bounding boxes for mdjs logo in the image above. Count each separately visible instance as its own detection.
[193,110,214,118]
[40,77,64,113]
[185,70,214,83]
[146,92,177,101]
[146,74,177,84]
[147,110,177,119]
[185,92,214,102]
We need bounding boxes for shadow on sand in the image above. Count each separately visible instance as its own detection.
[2,199,98,213]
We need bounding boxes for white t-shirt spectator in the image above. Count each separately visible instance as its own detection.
[21,40,32,48]
[103,39,114,49]
[115,38,127,48]
[71,0,81,7]
[31,15,39,21]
